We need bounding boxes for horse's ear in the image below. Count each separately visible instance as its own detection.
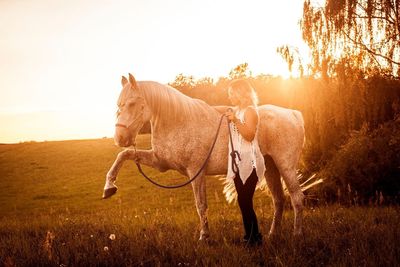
[121,76,128,87]
[128,73,138,90]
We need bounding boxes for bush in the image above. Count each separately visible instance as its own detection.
[315,115,400,203]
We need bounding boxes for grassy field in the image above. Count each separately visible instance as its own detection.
[0,135,399,266]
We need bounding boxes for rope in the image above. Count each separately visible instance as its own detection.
[135,112,240,189]
[226,108,241,175]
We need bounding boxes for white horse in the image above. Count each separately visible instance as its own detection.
[103,73,305,241]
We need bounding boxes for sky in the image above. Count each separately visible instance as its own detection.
[0,0,314,143]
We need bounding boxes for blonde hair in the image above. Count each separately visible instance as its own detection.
[228,79,259,107]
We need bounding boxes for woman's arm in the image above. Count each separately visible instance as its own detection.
[228,107,258,142]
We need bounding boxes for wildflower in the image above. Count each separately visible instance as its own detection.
[90,234,94,238]
[104,246,109,252]
[109,234,116,240]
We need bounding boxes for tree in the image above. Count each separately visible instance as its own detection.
[169,73,195,91]
[229,63,252,79]
[276,45,305,78]
[300,0,400,77]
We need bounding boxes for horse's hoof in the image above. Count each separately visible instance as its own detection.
[268,232,275,240]
[198,236,215,246]
[102,187,117,199]
[198,233,211,242]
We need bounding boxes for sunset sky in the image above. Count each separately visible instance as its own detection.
[0,0,318,143]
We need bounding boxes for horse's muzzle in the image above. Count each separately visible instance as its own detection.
[114,129,133,147]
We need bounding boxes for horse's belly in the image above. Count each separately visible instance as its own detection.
[205,147,229,175]
[205,163,228,175]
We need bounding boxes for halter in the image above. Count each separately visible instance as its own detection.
[115,109,144,130]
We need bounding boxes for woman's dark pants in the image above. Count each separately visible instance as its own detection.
[234,168,261,241]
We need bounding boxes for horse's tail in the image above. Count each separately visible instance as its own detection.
[221,177,237,204]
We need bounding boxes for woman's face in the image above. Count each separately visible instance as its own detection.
[228,87,241,106]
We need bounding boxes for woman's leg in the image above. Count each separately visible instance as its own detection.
[234,169,261,241]
[234,175,249,237]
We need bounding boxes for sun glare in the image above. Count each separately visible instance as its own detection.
[0,0,310,143]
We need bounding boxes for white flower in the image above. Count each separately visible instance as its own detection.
[104,246,109,252]
[109,234,116,240]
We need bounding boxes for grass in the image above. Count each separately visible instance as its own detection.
[0,135,399,266]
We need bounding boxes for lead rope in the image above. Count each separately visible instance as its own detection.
[135,111,240,189]
[227,109,241,175]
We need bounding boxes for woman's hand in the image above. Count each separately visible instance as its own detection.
[225,109,237,123]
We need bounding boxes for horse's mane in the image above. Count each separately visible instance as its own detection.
[138,81,212,122]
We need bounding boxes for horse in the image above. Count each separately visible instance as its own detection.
[103,73,305,241]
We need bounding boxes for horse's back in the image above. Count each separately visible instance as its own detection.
[257,105,305,157]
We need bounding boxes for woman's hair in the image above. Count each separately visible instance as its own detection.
[228,79,259,107]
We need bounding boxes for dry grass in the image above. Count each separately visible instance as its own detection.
[0,136,399,266]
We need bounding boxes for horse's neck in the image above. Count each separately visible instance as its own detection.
[144,83,214,124]
[142,84,219,138]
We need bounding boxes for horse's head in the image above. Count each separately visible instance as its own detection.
[114,73,151,147]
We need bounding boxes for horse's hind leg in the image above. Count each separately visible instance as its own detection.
[264,155,285,237]
[278,165,304,236]
[189,171,209,241]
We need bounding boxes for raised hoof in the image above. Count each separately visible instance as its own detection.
[102,187,117,199]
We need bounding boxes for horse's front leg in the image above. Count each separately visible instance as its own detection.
[189,170,209,241]
[103,149,157,199]
[103,148,136,198]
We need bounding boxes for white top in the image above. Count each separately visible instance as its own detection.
[227,107,266,184]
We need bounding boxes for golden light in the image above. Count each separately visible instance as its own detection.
[0,0,311,143]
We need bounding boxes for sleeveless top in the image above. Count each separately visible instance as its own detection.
[227,107,266,184]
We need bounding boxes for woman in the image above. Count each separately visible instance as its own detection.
[216,79,265,245]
